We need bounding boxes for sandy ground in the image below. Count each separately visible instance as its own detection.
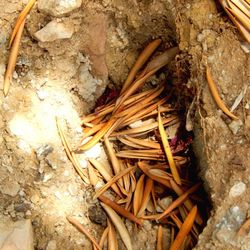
[0,0,249,249]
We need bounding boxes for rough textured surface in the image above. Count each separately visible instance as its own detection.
[0,0,249,249]
[38,0,82,17]
[34,20,75,42]
[0,219,34,250]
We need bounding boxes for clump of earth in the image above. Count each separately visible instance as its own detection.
[0,0,249,249]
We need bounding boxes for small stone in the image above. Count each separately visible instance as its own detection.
[36,90,49,101]
[36,144,54,158]
[13,71,18,79]
[14,203,31,213]
[228,119,243,135]
[84,142,102,158]
[54,191,62,200]
[38,0,82,17]
[43,173,53,182]
[35,20,74,42]
[1,180,20,197]
[30,194,40,204]
[88,204,107,226]
[0,219,34,250]
[157,197,173,213]
[26,210,32,216]
[229,182,246,197]
[46,240,57,250]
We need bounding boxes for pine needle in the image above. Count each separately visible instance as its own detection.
[66,216,102,250]
[137,177,153,217]
[169,206,197,250]
[79,119,116,151]
[4,19,26,96]
[206,67,238,120]
[93,166,136,199]
[157,183,200,220]
[108,219,118,250]
[157,225,163,250]
[121,39,162,94]
[89,158,123,198]
[56,117,89,184]
[9,0,37,47]
[101,203,133,250]
[99,226,109,249]
[99,194,142,225]
[133,174,145,216]
[158,110,182,185]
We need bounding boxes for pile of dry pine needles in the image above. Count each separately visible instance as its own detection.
[57,39,208,250]
[4,0,250,249]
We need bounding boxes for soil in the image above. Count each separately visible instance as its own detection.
[0,0,249,249]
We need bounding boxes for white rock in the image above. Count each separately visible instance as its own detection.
[38,0,82,17]
[35,20,74,42]
[229,182,246,197]
[0,219,34,250]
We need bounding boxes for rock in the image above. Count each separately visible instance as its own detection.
[0,219,34,250]
[78,59,104,103]
[46,240,57,250]
[1,179,20,197]
[34,20,74,42]
[229,182,246,197]
[228,119,243,135]
[214,206,246,243]
[30,194,40,204]
[36,144,54,158]
[38,0,82,17]
[88,204,107,226]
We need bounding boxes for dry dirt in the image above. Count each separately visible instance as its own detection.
[0,0,250,249]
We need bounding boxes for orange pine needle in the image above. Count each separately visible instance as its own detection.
[169,206,197,250]
[108,219,118,250]
[157,183,200,220]
[121,39,162,94]
[89,159,123,198]
[158,110,182,185]
[157,225,163,250]
[99,195,143,225]
[237,217,250,236]
[9,0,37,47]
[78,119,115,151]
[4,19,26,96]
[66,216,102,250]
[137,178,153,217]
[99,226,109,248]
[206,67,238,120]
[93,166,136,199]
[133,174,145,216]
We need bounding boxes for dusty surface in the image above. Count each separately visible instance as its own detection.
[0,0,249,249]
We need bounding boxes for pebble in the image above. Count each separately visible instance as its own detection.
[229,182,246,198]
[1,180,20,197]
[46,240,57,250]
[0,219,34,250]
[84,142,102,158]
[228,119,243,135]
[36,144,54,158]
[215,206,246,243]
[38,0,82,17]
[35,20,74,42]
[30,194,40,204]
